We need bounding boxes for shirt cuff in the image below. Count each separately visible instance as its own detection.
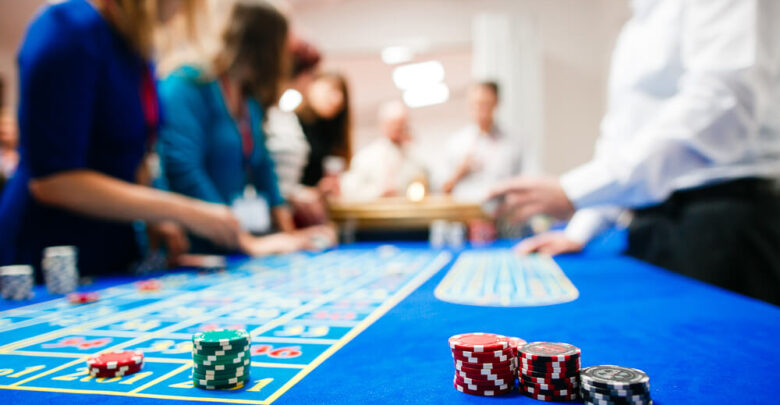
[563,208,619,245]
[559,159,619,209]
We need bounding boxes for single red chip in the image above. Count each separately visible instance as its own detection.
[454,358,514,371]
[454,374,513,388]
[451,346,514,359]
[449,333,510,353]
[453,379,513,396]
[518,342,581,362]
[88,362,142,378]
[136,280,162,291]
[67,292,99,304]
[86,350,144,370]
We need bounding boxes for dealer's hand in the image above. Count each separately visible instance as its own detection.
[515,232,584,256]
[488,176,576,223]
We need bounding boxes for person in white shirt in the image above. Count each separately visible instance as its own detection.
[490,0,780,304]
[264,36,328,226]
[442,81,522,202]
[339,101,427,201]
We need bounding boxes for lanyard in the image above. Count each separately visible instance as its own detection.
[139,64,159,151]
[219,75,254,162]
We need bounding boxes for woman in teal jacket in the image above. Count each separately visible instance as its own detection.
[158,1,333,255]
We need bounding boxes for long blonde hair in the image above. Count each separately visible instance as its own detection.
[93,0,202,59]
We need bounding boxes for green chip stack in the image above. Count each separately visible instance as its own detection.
[191,329,251,390]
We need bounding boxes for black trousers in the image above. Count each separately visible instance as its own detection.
[627,178,780,306]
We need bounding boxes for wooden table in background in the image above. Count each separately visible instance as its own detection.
[326,195,486,230]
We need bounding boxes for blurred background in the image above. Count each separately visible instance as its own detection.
[0,0,630,177]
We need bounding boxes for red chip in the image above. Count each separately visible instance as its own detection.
[449,333,510,353]
[453,379,513,396]
[67,292,99,304]
[88,362,142,378]
[86,350,144,370]
[136,280,162,291]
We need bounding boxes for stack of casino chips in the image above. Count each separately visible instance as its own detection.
[518,342,581,402]
[449,333,526,397]
[0,265,34,300]
[86,350,144,378]
[579,365,652,405]
[42,246,79,294]
[192,329,251,390]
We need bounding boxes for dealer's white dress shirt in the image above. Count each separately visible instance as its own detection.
[562,0,780,244]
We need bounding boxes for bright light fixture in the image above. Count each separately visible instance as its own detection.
[278,89,303,112]
[402,82,450,108]
[392,61,445,90]
[381,46,414,65]
[406,181,426,202]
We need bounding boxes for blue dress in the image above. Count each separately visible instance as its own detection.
[0,0,154,276]
[157,66,285,252]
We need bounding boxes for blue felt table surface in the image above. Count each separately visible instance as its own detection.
[2,230,779,404]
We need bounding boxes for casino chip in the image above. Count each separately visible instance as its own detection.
[517,341,582,402]
[136,279,162,291]
[86,350,144,378]
[67,292,99,304]
[579,365,652,405]
[192,329,251,390]
[449,333,522,397]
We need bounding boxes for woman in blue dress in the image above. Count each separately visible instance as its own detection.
[0,0,242,277]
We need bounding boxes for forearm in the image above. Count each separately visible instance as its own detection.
[29,169,202,225]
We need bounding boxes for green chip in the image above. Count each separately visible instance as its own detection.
[193,374,250,387]
[193,343,250,355]
[192,329,250,347]
[192,351,249,364]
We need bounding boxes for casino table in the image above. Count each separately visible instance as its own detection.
[1,230,778,405]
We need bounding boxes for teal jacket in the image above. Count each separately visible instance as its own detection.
[157,66,284,208]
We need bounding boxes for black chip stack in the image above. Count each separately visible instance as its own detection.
[579,365,652,405]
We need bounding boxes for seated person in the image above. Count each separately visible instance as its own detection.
[339,101,428,201]
[441,81,523,202]
[264,35,328,226]
[158,1,334,256]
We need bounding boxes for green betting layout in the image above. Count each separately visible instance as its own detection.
[0,247,451,404]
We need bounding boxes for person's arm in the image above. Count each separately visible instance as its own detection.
[157,72,226,205]
[560,0,772,209]
[18,30,239,250]
[30,170,239,248]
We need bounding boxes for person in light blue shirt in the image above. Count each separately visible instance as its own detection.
[158,1,335,255]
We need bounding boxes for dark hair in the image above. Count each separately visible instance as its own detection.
[475,80,499,99]
[290,38,321,77]
[298,72,352,161]
[213,1,289,109]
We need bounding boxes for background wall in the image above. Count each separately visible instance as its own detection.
[0,0,630,175]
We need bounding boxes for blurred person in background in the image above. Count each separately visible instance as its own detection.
[0,75,20,192]
[0,0,243,278]
[441,81,523,202]
[157,1,334,256]
[339,101,427,201]
[264,35,329,227]
[296,71,352,193]
[491,0,780,304]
